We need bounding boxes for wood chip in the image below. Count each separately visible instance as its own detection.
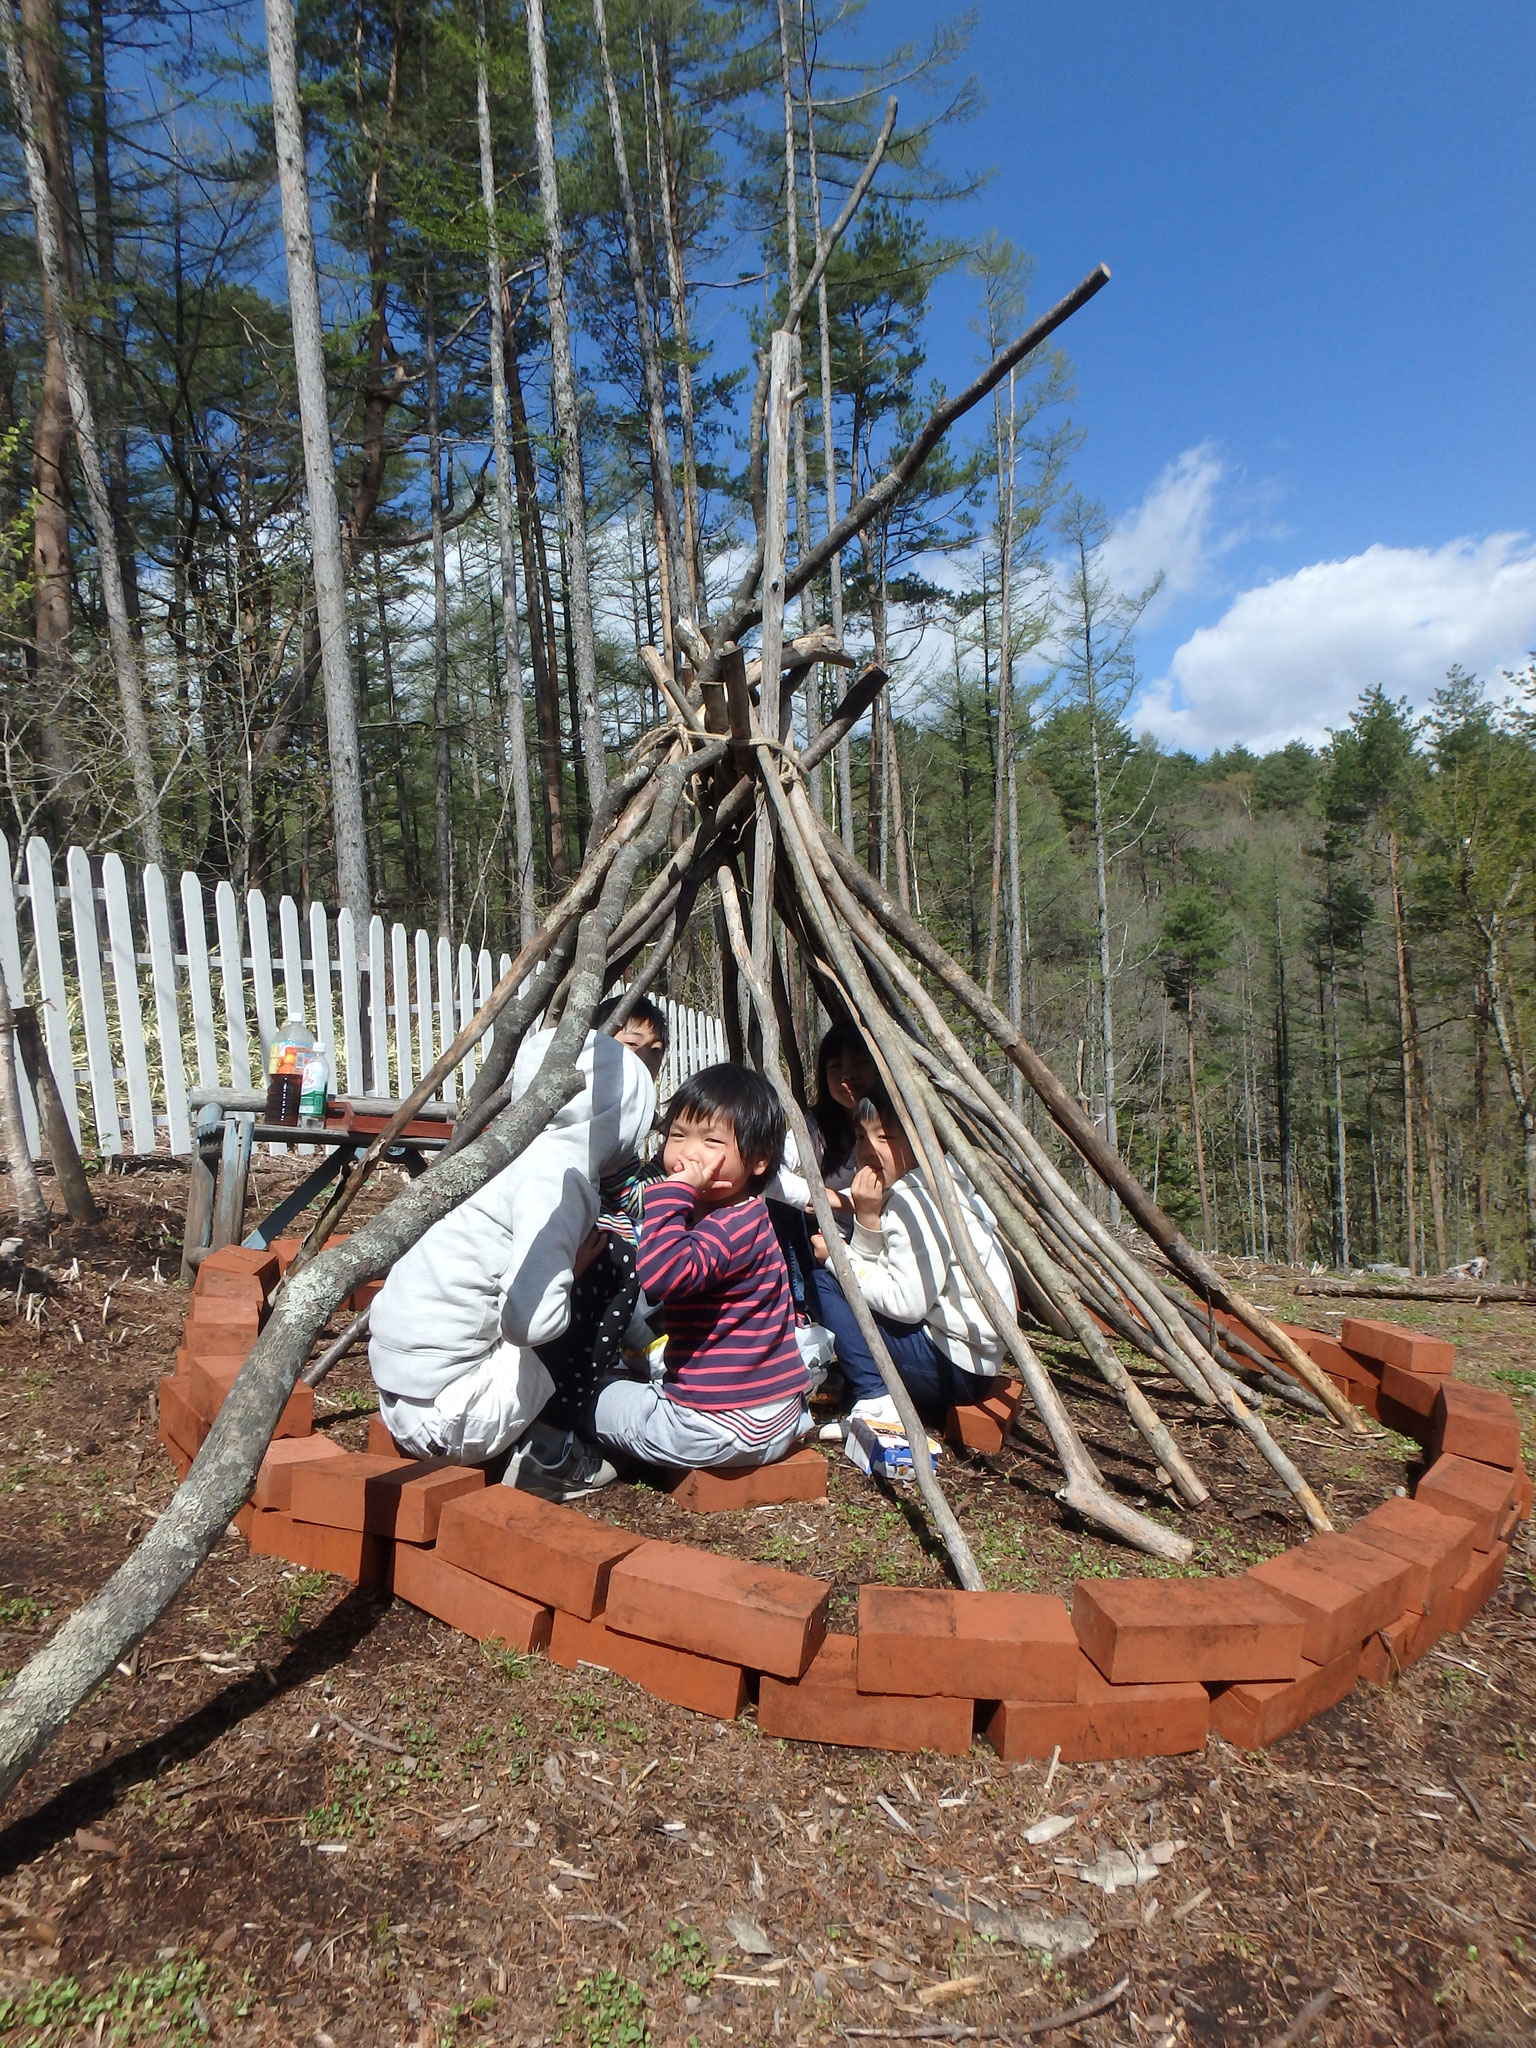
[917,1973,986,2007]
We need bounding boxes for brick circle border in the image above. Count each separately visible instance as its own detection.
[163,1244,1532,1762]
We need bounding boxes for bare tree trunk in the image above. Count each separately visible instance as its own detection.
[85,0,139,634]
[882,690,910,912]
[262,0,371,927]
[524,0,606,801]
[1389,830,1446,1270]
[1478,908,1536,1279]
[0,980,47,1228]
[590,0,687,615]
[1325,870,1350,1266]
[3,0,163,868]
[423,266,454,940]
[473,0,536,946]
[799,8,851,846]
[13,1005,97,1225]
[504,331,567,884]
[648,29,704,617]
[1187,986,1211,1252]
[775,0,821,817]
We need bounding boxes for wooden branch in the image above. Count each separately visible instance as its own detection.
[815,820,1364,1433]
[716,864,984,1589]
[786,96,897,333]
[13,1006,98,1225]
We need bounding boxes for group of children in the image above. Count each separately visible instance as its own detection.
[367,997,1014,1501]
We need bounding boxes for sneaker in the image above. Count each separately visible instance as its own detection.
[503,1421,618,1501]
[818,1417,849,1444]
[848,1393,903,1430]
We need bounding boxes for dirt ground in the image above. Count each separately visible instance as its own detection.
[2,1161,1535,2047]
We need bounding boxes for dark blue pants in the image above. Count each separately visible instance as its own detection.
[807,1266,992,1424]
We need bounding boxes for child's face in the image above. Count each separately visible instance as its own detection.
[613,1015,666,1078]
[824,1040,879,1111]
[854,1111,913,1187]
[663,1108,766,1207]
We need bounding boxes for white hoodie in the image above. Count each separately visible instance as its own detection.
[845,1157,1015,1378]
[368,1028,655,1404]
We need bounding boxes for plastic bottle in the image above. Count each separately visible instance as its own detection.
[264,1015,316,1127]
[298,1042,330,1123]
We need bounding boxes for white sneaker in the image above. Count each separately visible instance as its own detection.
[503,1422,618,1501]
[818,1417,849,1444]
[848,1394,902,1430]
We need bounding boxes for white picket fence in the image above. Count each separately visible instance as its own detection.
[0,835,726,1160]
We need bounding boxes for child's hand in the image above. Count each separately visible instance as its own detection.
[572,1225,605,1277]
[809,1231,829,1264]
[850,1164,886,1232]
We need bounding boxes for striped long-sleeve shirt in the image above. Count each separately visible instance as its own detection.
[636,1181,807,1412]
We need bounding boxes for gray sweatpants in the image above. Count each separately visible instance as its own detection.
[591,1378,810,1472]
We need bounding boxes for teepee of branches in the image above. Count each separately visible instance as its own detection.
[0,98,1363,1802]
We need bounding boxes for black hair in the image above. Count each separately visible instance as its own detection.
[594,991,669,1049]
[807,1021,872,1171]
[853,1082,898,1130]
[663,1061,785,1194]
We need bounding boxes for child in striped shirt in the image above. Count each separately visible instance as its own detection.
[589,1063,811,1472]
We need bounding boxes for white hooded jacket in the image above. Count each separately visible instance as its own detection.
[368,1028,655,1404]
[845,1156,1015,1378]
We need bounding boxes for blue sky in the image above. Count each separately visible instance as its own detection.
[873,0,1536,753]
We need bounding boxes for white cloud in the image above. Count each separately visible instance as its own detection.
[1098,441,1236,617]
[1135,534,1536,755]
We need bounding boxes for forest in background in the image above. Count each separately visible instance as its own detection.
[2,0,1535,1279]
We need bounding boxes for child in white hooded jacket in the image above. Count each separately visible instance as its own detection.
[368,1027,655,1474]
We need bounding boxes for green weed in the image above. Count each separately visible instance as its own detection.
[651,1922,713,1993]
[0,1595,49,1629]
[558,1969,650,2047]
[275,1570,329,1636]
[0,1951,212,2043]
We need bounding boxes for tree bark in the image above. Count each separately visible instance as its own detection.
[590,0,687,620]
[524,0,606,800]
[13,1005,97,1225]
[85,0,139,634]
[799,19,851,847]
[1187,985,1212,1251]
[422,265,454,940]
[0,980,47,1228]
[648,29,704,617]
[341,6,402,560]
[262,0,371,929]
[474,0,537,946]
[4,0,163,866]
[504,330,566,884]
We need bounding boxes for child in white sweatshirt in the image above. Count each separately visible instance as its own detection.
[807,1084,1014,1425]
[368,1026,655,1487]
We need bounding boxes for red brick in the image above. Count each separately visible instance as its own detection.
[166,1440,192,1481]
[855,1586,1077,1701]
[184,1355,313,1438]
[346,1277,385,1313]
[1416,1455,1516,1552]
[1347,1495,1475,1604]
[1073,1577,1304,1685]
[1276,1322,1379,1386]
[269,1236,304,1272]
[187,1292,264,1336]
[983,1653,1209,1762]
[436,1489,644,1620]
[1359,1610,1417,1685]
[1449,1541,1509,1631]
[1208,1644,1361,1750]
[1514,1465,1534,1524]
[252,1435,351,1513]
[1379,1363,1439,1430]
[244,1508,388,1586]
[1245,1543,1406,1666]
[1340,1317,1454,1378]
[366,1414,402,1457]
[759,1635,973,1755]
[945,1382,1022,1454]
[181,1318,259,1362]
[1377,1390,1432,1442]
[1277,1531,1414,1620]
[1429,1382,1523,1470]
[668,1447,828,1513]
[604,1541,829,1679]
[1400,1579,1460,1670]
[158,1374,207,1460]
[195,1244,280,1299]
[288,1451,485,1543]
[390,1544,552,1651]
[550,1609,748,1720]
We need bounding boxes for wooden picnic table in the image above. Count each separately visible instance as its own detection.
[179,1086,454,1281]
